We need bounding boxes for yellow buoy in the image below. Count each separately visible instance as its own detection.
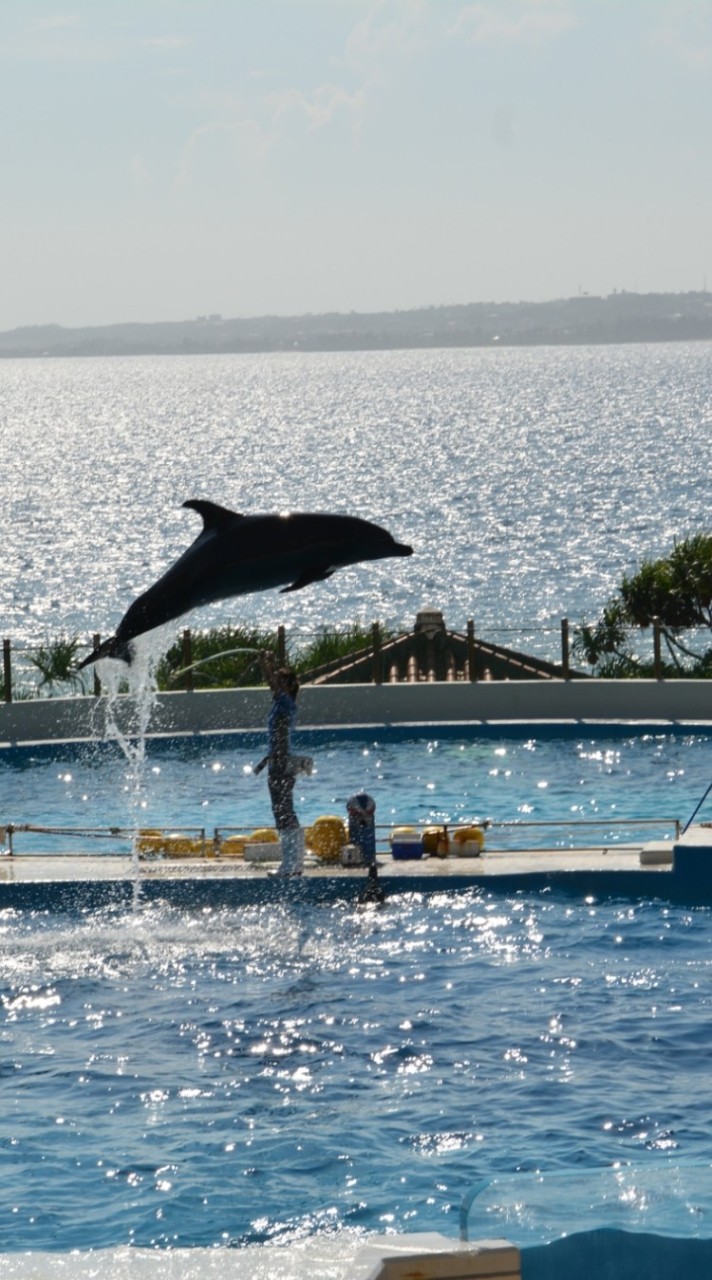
[219,836,246,858]
[137,828,163,856]
[136,828,208,857]
[246,827,279,843]
[452,826,485,856]
[309,815,347,862]
[163,834,205,858]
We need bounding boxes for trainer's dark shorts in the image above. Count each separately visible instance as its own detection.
[268,771,299,831]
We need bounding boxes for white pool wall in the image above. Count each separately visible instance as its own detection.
[2,680,712,744]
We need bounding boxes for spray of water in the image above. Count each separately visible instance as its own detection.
[93,625,176,903]
[167,646,260,684]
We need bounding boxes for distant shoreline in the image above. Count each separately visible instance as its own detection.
[2,290,712,359]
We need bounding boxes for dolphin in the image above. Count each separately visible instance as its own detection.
[79,499,413,666]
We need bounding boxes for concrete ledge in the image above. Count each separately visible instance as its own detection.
[640,841,674,866]
[2,680,712,744]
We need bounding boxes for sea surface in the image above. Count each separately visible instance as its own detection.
[1,342,711,657]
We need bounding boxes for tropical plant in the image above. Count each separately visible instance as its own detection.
[294,624,389,675]
[155,624,277,690]
[27,635,84,693]
[573,534,712,677]
[154,622,392,689]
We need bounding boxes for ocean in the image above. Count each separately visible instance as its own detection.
[1,342,711,654]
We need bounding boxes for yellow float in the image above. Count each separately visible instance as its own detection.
[218,836,247,858]
[452,826,485,856]
[136,829,209,858]
[309,815,347,862]
[247,827,279,843]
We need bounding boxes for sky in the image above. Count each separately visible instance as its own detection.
[2,0,712,330]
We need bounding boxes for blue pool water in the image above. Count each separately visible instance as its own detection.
[4,723,712,1279]
[3,725,712,854]
[3,885,712,1266]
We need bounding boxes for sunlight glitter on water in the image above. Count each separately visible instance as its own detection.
[3,346,712,1269]
[2,345,712,653]
[2,726,709,855]
[2,893,712,1263]
[5,890,712,1249]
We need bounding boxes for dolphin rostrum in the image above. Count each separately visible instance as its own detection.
[79,500,413,666]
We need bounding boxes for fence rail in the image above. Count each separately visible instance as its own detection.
[0,816,681,858]
[0,615,699,703]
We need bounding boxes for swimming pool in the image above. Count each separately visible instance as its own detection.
[3,725,712,1278]
[3,886,712,1268]
[2,723,710,853]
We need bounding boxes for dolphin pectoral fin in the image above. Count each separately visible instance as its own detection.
[280,565,336,593]
[182,499,244,533]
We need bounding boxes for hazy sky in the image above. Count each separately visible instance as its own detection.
[2,0,712,329]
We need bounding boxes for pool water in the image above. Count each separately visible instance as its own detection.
[3,726,712,1277]
[3,726,711,853]
[2,888,712,1261]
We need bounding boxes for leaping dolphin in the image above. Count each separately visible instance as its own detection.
[79,500,413,667]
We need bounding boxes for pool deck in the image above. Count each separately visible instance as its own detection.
[4,832,710,908]
[0,843,661,882]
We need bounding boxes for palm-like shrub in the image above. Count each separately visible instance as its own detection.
[28,635,84,693]
[574,534,712,676]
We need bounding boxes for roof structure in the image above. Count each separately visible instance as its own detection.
[301,611,587,685]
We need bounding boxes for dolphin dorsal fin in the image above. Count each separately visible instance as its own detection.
[182,499,244,534]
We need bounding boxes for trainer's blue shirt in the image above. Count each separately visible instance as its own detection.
[268,691,297,765]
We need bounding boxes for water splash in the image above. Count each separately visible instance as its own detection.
[167,645,260,684]
[93,626,175,902]
[0,1233,383,1279]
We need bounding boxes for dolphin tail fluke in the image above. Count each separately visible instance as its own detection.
[78,636,133,669]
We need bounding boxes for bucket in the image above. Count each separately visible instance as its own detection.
[244,827,280,862]
[309,816,347,862]
[422,827,446,855]
[341,843,363,867]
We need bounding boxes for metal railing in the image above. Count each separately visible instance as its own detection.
[4,615,707,701]
[0,824,208,857]
[0,816,680,858]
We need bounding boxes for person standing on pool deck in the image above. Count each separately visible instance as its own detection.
[257,651,304,876]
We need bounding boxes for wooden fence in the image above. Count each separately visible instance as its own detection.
[1,614,674,703]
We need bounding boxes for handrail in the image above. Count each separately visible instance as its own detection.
[484,817,681,837]
[0,816,681,856]
[0,823,207,856]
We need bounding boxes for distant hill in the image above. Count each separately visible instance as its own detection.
[2,291,712,358]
